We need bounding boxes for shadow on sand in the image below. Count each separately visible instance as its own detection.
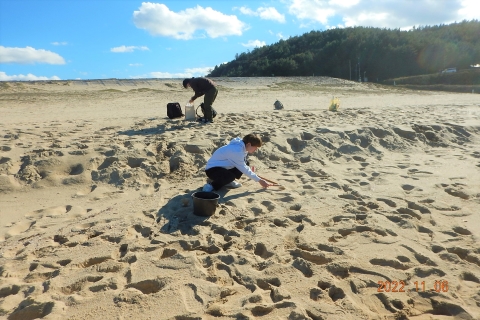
[118,120,200,137]
[156,188,255,235]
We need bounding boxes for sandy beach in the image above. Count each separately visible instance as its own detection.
[0,77,479,319]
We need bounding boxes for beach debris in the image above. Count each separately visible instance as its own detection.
[274,100,284,110]
[329,96,340,111]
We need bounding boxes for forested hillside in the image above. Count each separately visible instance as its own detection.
[208,20,480,82]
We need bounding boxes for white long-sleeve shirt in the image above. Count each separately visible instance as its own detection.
[205,137,261,182]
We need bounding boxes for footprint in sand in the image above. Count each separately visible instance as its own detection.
[260,200,276,211]
[444,187,469,199]
[180,283,204,313]
[256,277,281,290]
[396,207,422,220]
[254,242,274,259]
[310,280,345,302]
[292,258,313,277]
[89,278,119,292]
[417,225,434,235]
[290,249,332,266]
[60,275,104,294]
[6,300,54,319]
[460,271,480,283]
[451,226,472,236]
[70,222,96,232]
[36,205,73,218]
[25,205,87,219]
[407,201,431,214]
[126,224,153,239]
[74,184,97,197]
[442,247,480,266]
[250,206,264,215]
[337,225,393,238]
[401,245,437,266]
[401,184,415,191]
[0,284,20,299]
[412,267,446,278]
[4,220,36,239]
[377,198,397,207]
[273,218,291,227]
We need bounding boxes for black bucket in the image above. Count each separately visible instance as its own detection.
[192,191,220,217]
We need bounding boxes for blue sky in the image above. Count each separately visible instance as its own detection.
[0,0,478,81]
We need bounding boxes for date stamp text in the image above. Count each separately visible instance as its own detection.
[377,280,449,293]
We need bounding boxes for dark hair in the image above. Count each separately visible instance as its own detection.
[182,78,193,88]
[243,134,262,147]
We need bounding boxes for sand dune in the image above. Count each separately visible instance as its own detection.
[0,77,479,319]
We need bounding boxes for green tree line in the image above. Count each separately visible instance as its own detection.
[208,20,480,81]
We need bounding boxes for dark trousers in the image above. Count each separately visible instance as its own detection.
[203,86,218,121]
[206,160,248,190]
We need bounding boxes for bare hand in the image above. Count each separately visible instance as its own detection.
[259,179,271,189]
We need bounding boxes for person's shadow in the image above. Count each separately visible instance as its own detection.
[157,188,254,234]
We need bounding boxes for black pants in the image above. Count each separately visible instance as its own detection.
[203,86,218,121]
[206,161,248,190]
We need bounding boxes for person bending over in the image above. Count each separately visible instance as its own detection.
[183,77,217,124]
[202,134,271,192]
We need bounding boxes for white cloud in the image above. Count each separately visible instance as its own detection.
[239,7,256,15]
[0,71,61,81]
[111,45,149,53]
[51,42,68,46]
[258,7,286,23]
[185,67,212,75]
[289,0,335,25]
[458,0,480,20]
[129,63,143,67]
[0,46,65,64]
[133,3,246,40]
[328,0,360,8]
[344,11,390,27]
[288,0,480,29]
[237,6,285,23]
[132,66,213,79]
[241,40,267,48]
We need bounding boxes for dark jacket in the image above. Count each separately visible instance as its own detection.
[189,77,216,101]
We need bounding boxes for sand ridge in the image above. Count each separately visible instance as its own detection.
[0,78,479,319]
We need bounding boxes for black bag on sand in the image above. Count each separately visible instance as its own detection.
[196,102,217,120]
[167,102,184,119]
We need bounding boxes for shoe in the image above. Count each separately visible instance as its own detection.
[200,118,213,124]
[202,183,214,192]
[226,181,242,188]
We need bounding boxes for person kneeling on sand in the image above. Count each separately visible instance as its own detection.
[202,134,272,192]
